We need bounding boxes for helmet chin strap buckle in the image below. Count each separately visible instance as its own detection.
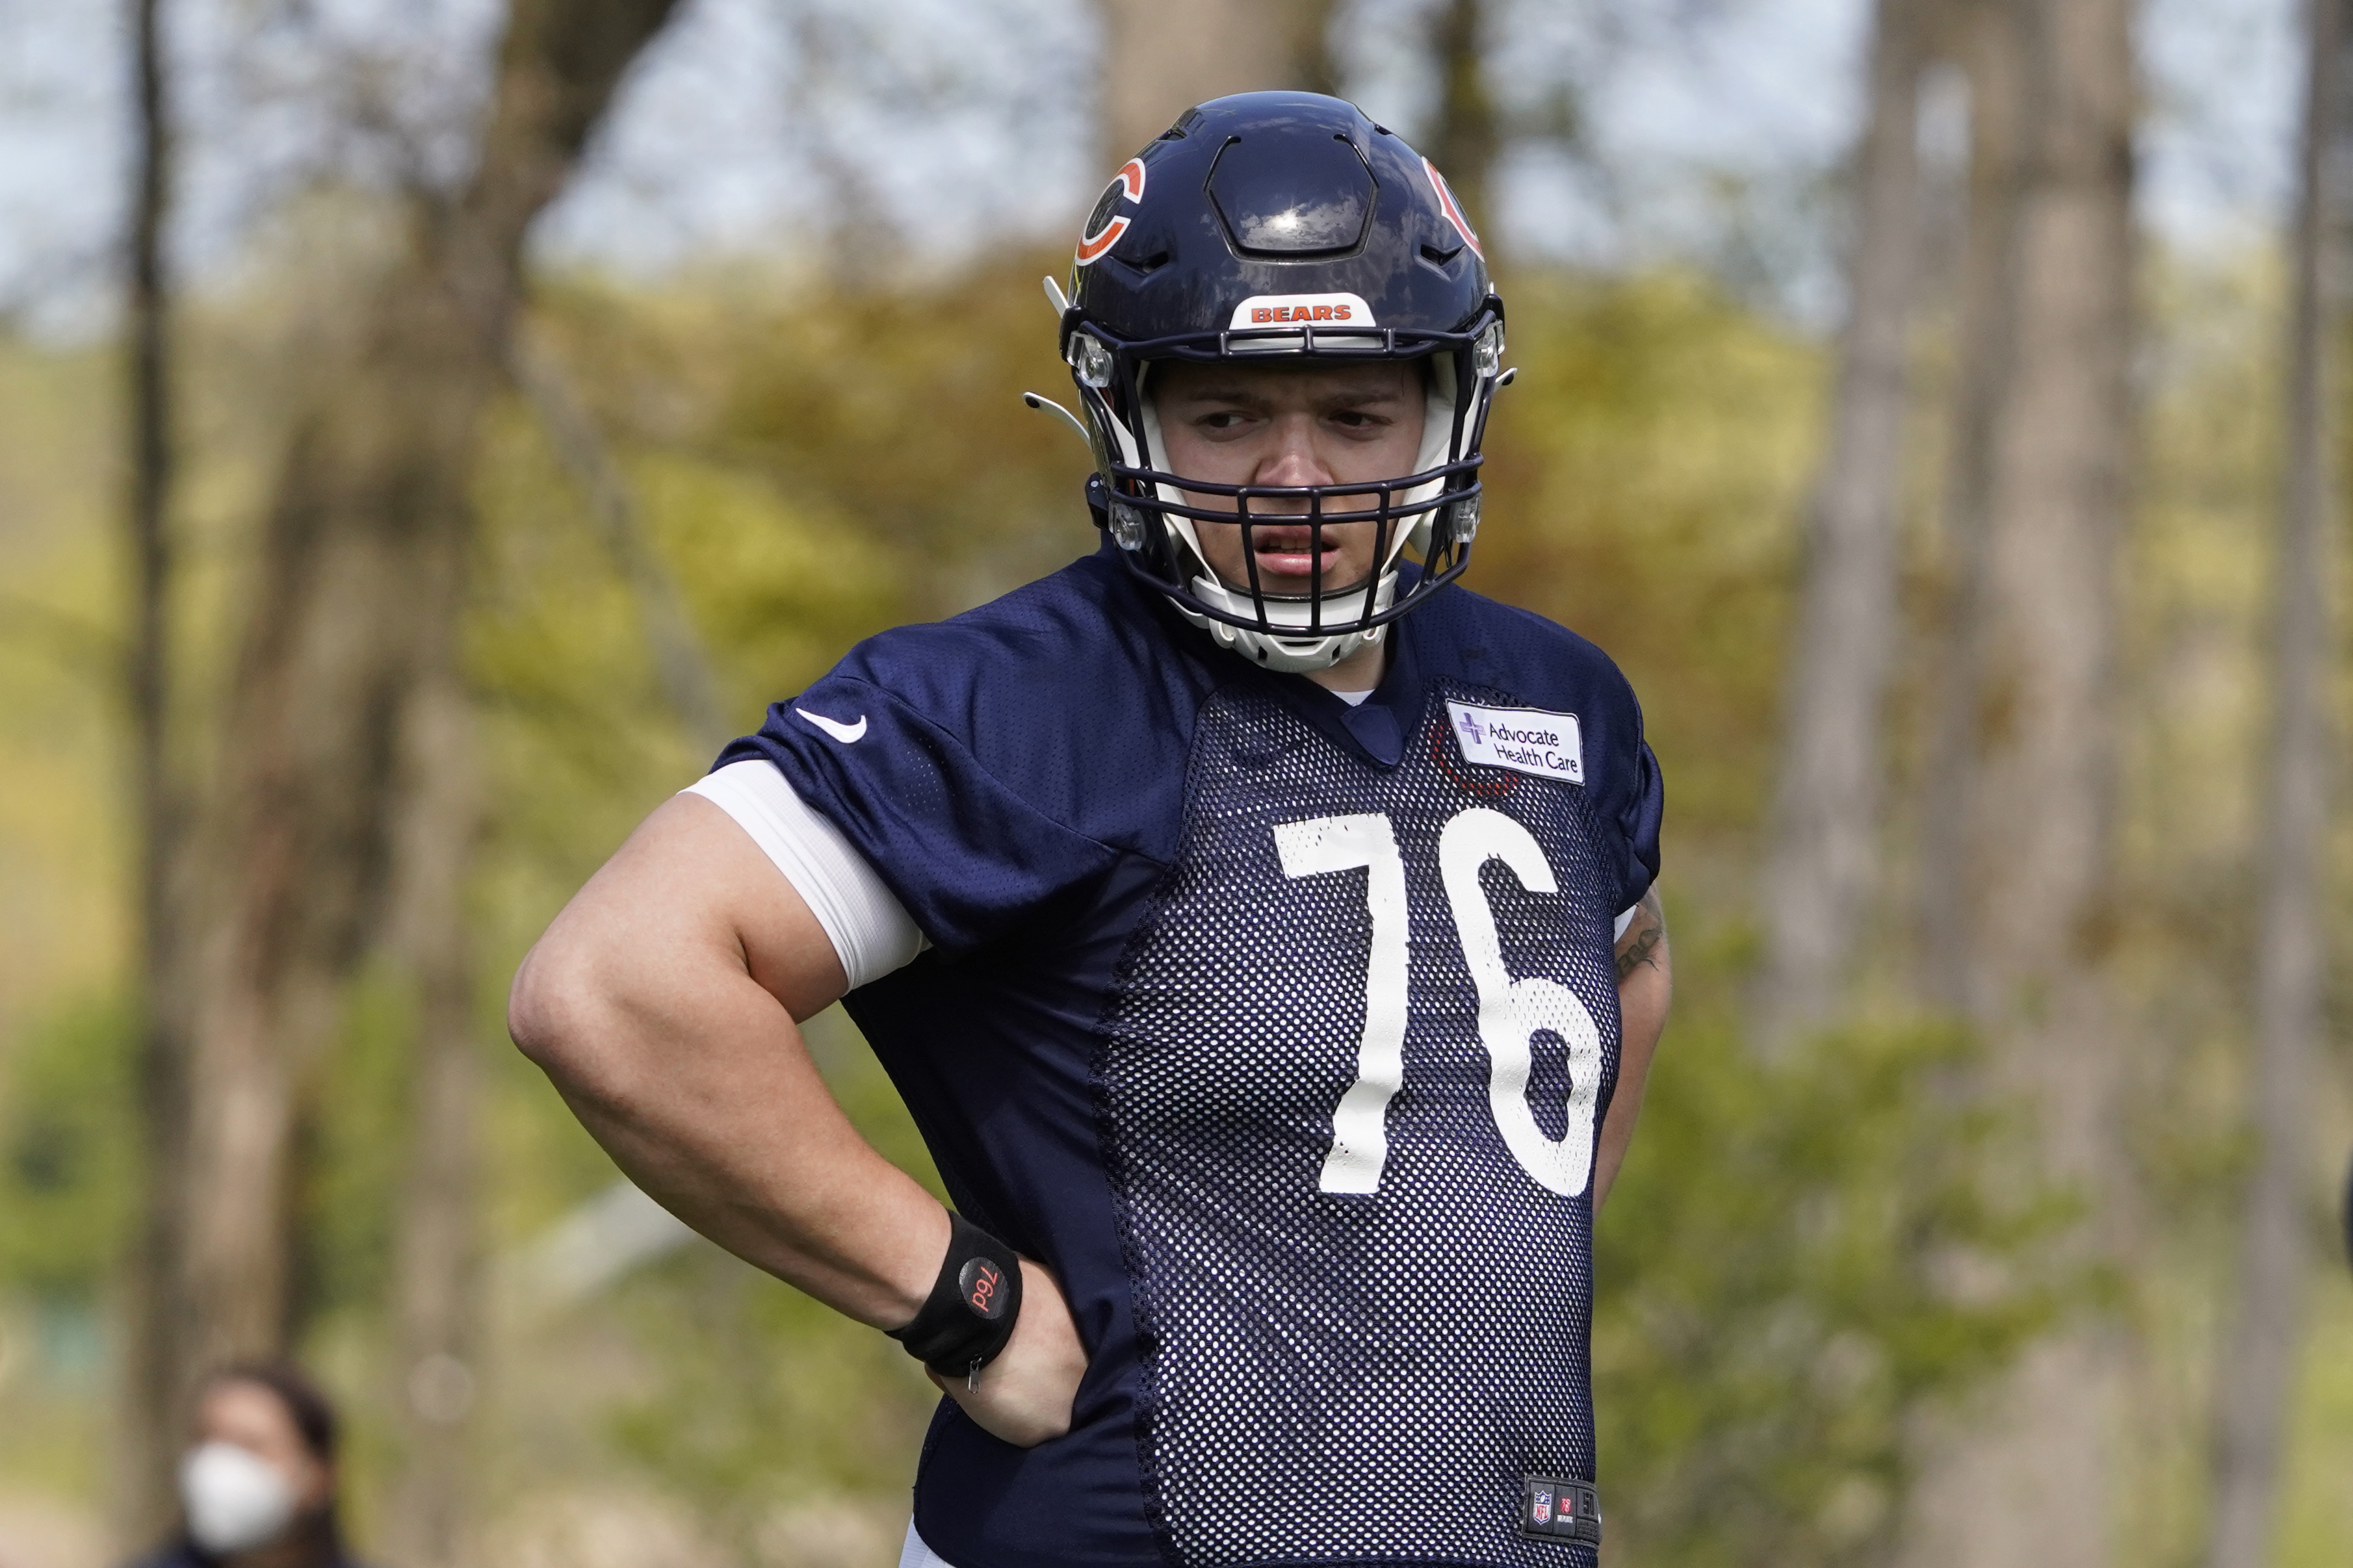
[1083,474,1152,553]
[1108,503,1150,551]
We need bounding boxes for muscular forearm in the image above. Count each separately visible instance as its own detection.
[508,799,946,1329]
[1593,886,1670,1212]
[514,937,1084,1445]
[519,958,946,1326]
[512,795,1084,1446]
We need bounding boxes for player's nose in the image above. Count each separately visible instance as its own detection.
[1251,417,1334,502]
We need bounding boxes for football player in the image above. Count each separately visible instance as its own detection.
[511,92,1669,1568]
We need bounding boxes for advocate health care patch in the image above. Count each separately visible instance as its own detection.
[1446,700,1585,785]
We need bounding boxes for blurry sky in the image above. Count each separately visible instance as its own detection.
[0,0,2302,338]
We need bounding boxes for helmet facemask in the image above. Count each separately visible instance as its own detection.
[1054,92,1507,671]
[1074,313,1503,674]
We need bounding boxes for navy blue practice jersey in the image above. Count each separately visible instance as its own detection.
[717,543,1662,1568]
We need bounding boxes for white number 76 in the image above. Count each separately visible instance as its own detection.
[1273,808,1604,1199]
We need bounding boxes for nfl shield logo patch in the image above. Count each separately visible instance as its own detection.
[1522,1474,1602,1543]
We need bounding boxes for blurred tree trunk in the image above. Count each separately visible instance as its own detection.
[1916,0,2027,1012]
[1897,0,2138,1562]
[1752,0,1926,1052]
[118,0,198,1545]
[384,671,484,1568]
[120,0,682,1531]
[1096,0,1338,167]
[1423,0,1497,233]
[2203,1,2343,1561]
[1292,0,1343,98]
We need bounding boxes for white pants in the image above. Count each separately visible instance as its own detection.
[898,1523,958,1568]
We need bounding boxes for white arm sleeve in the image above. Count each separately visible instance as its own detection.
[1613,905,1639,943]
[683,760,929,990]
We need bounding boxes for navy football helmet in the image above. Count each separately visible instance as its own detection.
[1052,92,1506,672]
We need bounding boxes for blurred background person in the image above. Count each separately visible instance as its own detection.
[131,1365,358,1568]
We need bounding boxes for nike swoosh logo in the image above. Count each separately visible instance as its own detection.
[794,707,868,744]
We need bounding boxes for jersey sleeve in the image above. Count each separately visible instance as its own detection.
[1618,734,1663,911]
[713,673,1127,956]
[683,760,927,988]
[1606,655,1664,911]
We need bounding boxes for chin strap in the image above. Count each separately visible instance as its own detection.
[1086,475,1398,673]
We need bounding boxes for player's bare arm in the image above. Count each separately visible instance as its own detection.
[1595,885,1670,1211]
[507,795,1086,1446]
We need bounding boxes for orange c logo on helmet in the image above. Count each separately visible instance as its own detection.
[1075,159,1148,266]
[1424,158,1484,261]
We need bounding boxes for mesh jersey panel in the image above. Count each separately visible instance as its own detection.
[1097,678,1620,1568]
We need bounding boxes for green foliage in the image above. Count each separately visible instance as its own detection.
[0,994,136,1304]
[290,966,420,1333]
[605,1248,934,1546]
[1477,269,1822,835]
[1595,947,2074,1567]
[699,256,1096,608]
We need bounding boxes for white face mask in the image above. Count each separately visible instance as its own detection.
[180,1440,296,1555]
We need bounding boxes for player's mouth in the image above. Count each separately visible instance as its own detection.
[1242,522,1353,589]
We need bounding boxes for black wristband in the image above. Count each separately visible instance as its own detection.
[886,1212,1023,1382]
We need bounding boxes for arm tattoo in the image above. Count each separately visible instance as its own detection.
[1613,888,1666,984]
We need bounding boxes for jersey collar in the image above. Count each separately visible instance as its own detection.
[1102,537,1434,771]
[1280,608,1427,769]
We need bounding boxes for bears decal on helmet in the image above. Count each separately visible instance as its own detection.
[1074,158,1147,267]
[1424,158,1485,261]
